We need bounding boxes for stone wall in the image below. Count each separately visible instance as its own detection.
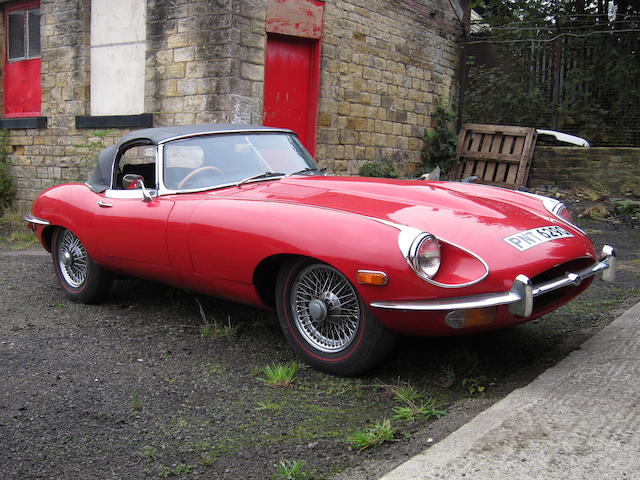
[318,0,462,174]
[2,0,464,210]
[145,0,266,126]
[3,0,113,212]
[529,147,640,196]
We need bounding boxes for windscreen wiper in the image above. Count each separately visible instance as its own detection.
[286,167,325,177]
[236,171,285,187]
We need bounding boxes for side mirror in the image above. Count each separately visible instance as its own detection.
[122,173,155,202]
[122,173,144,190]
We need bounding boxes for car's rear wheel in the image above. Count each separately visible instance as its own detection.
[276,258,396,376]
[52,228,113,303]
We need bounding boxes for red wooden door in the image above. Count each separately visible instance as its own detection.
[4,2,41,117]
[263,34,319,155]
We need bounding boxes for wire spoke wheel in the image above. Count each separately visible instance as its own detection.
[290,264,360,353]
[56,229,89,288]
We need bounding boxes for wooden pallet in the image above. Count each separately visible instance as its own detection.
[453,123,538,189]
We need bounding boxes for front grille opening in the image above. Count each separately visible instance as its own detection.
[530,257,595,315]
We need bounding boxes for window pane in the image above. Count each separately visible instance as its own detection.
[8,12,26,60]
[28,8,41,58]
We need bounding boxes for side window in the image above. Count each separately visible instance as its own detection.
[4,2,42,116]
[114,144,157,189]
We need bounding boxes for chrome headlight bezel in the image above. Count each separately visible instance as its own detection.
[542,198,574,224]
[407,233,441,281]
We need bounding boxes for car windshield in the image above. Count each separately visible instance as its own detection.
[162,132,318,191]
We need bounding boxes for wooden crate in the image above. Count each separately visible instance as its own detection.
[453,123,538,189]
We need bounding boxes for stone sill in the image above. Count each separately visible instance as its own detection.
[0,116,48,129]
[75,113,153,129]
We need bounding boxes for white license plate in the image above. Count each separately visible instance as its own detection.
[504,226,574,252]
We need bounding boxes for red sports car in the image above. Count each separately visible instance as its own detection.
[26,125,616,375]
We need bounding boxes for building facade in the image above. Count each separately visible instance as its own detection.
[0,0,465,211]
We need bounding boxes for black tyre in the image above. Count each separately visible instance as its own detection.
[275,258,396,376]
[52,228,113,303]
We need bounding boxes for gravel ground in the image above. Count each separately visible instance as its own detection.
[1,218,638,480]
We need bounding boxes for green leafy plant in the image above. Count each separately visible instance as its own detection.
[359,158,399,178]
[347,419,396,451]
[272,459,318,480]
[0,130,15,216]
[420,98,458,177]
[616,200,640,216]
[387,382,423,405]
[462,377,486,395]
[139,445,157,463]
[257,362,300,388]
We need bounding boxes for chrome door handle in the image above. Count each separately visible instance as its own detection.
[97,201,113,208]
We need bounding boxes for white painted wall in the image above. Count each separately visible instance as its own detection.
[90,0,146,115]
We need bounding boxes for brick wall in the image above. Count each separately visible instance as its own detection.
[529,147,640,196]
[2,0,464,210]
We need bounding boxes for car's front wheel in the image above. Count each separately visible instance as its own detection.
[52,228,113,303]
[276,259,396,376]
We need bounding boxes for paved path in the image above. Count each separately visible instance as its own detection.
[381,300,640,480]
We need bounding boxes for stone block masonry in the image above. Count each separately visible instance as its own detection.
[529,147,640,196]
[317,0,462,175]
[2,0,463,208]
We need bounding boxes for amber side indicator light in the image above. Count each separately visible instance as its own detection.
[445,307,497,329]
[357,270,389,286]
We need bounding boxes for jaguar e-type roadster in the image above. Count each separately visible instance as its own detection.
[26,124,616,375]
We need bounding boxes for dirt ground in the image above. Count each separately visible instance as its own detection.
[1,211,638,480]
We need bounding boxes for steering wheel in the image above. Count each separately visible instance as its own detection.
[176,166,224,189]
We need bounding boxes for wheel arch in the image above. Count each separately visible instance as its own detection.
[40,224,59,252]
[253,253,323,309]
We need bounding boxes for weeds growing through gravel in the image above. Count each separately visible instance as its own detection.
[190,292,239,340]
[347,419,396,451]
[257,362,300,388]
[386,382,448,422]
[462,376,486,395]
[158,463,192,477]
[199,317,239,340]
[272,459,318,480]
[130,392,144,412]
[391,397,448,422]
[139,446,157,463]
[255,401,282,411]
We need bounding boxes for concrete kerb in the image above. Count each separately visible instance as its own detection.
[380,300,640,480]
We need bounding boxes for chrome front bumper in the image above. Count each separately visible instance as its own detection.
[370,245,616,318]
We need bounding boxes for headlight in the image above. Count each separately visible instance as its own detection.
[408,234,441,280]
[543,198,575,225]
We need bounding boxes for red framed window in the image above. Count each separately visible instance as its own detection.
[4,1,41,117]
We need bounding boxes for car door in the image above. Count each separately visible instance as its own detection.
[92,143,175,274]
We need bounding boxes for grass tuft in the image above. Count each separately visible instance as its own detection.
[272,459,319,480]
[347,419,396,451]
[257,362,300,388]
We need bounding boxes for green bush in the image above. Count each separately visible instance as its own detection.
[0,130,15,215]
[420,98,458,177]
[358,159,398,178]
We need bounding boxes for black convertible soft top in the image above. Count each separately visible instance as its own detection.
[85,124,292,193]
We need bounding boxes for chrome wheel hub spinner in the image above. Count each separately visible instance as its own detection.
[290,264,360,353]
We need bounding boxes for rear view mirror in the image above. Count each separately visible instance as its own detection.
[122,173,144,190]
[122,174,155,202]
